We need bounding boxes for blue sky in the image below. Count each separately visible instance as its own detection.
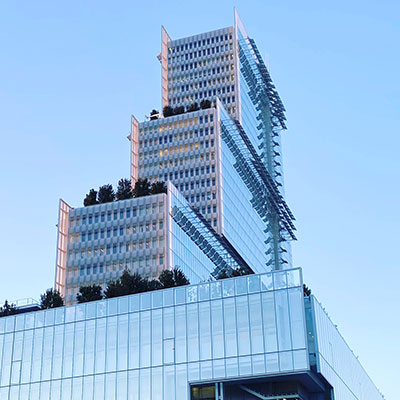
[0,0,398,398]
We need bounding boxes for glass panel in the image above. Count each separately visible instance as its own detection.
[286,269,301,287]
[213,358,226,378]
[188,362,200,381]
[260,273,273,291]
[152,290,163,308]
[40,380,50,400]
[106,316,118,372]
[128,369,139,400]
[117,314,129,370]
[93,374,105,400]
[105,372,116,400]
[129,313,139,369]
[152,366,163,400]
[175,287,186,304]
[140,293,151,310]
[249,293,264,354]
[108,298,118,315]
[275,290,292,351]
[261,292,278,352]
[222,279,234,297]
[198,283,210,301]
[118,296,129,313]
[164,338,175,364]
[31,329,44,382]
[236,296,250,356]
[82,375,94,400]
[72,377,83,400]
[200,360,212,380]
[247,275,260,293]
[129,295,139,312]
[279,350,293,371]
[175,305,187,363]
[211,300,224,359]
[44,309,55,326]
[75,304,85,321]
[164,365,175,399]
[223,298,237,357]
[235,276,247,295]
[97,300,107,317]
[65,306,75,323]
[252,354,265,374]
[239,355,252,376]
[140,311,151,367]
[116,371,128,400]
[73,321,85,376]
[273,270,287,290]
[225,357,238,377]
[55,307,65,324]
[265,352,279,373]
[163,289,174,306]
[151,309,162,366]
[52,325,64,380]
[15,314,25,331]
[210,281,222,299]
[288,287,306,349]
[199,302,211,360]
[41,327,54,381]
[293,349,308,370]
[95,318,106,373]
[35,312,44,328]
[86,302,96,319]
[187,303,199,361]
[61,378,72,400]
[187,285,198,302]
[25,312,35,329]
[84,319,95,375]
[5,315,15,332]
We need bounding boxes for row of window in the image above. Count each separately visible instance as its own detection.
[142,152,216,170]
[170,33,233,53]
[177,78,234,92]
[169,43,233,63]
[178,61,235,73]
[170,59,234,81]
[140,128,214,148]
[69,253,165,278]
[152,140,214,156]
[69,237,166,261]
[69,221,165,243]
[70,204,164,226]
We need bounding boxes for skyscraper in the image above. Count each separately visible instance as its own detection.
[0,10,383,400]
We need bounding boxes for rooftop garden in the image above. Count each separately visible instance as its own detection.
[0,268,311,318]
[83,178,167,207]
[149,99,213,120]
[0,267,190,317]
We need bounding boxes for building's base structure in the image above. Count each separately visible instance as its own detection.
[0,269,382,399]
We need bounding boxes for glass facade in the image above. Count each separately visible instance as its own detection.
[0,270,308,400]
[310,297,383,400]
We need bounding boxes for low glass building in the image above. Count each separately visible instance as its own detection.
[0,269,382,399]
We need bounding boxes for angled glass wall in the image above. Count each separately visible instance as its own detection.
[310,297,384,400]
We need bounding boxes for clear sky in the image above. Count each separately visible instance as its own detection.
[0,0,398,398]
